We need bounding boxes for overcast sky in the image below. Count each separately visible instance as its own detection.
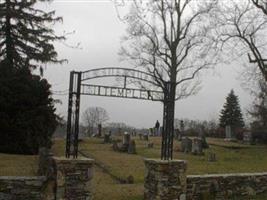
[42,0,253,128]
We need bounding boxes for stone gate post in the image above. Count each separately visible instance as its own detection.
[53,157,94,200]
[144,159,187,200]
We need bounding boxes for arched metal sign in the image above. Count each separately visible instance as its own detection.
[65,67,174,161]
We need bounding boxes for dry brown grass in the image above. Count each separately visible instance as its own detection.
[0,136,266,199]
[0,153,38,176]
[93,168,143,200]
[52,136,267,176]
[51,136,267,200]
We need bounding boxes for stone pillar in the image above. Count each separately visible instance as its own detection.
[53,157,94,200]
[144,159,187,200]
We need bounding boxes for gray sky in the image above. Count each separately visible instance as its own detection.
[42,1,253,128]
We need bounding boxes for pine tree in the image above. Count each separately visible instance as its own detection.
[0,0,64,154]
[0,0,65,71]
[219,90,245,128]
[0,64,58,154]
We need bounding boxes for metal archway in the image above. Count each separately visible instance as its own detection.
[65,68,175,160]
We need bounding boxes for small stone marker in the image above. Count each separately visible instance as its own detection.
[201,135,209,149]
[112,134,137,154]
[180,194,186,200]
[181,137,192,153]
[98,123,102,137]
[243,131,253,144]
[208,152,217,162]
[147,142,154,148]
[143,134,149,141]
[225,125,233,139]
[123,132,130,146]
[174,129,180,140]
[149,128,153,136]
[112,141,119,151]
[118,128,122,136]
[126,175,134,184]
[192,138,203,155]
[177,132,182,141]
[104,132,111,143]
[128,139,136,154]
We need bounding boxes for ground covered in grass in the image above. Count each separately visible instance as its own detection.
[0,137,266,199]
[0,153,38,176]
[52,136,267,200]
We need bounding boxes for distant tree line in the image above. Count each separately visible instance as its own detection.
[174,118,220,137]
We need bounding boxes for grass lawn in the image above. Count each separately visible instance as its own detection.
[0,137,266,199]
[52,136,267,200]
[0,153,38,176]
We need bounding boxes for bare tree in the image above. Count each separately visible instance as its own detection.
[82,107,109,136]
[120,0,218,99]
[118,0,218,159]
[251,0,267,15]
[213,0,267,82]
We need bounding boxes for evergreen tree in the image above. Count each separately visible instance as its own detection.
[0,0,64,154]
[0,0,65,70]
[219,90,245,128]
[0,62,58,154]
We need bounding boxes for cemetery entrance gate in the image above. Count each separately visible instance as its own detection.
[66,68,175,160]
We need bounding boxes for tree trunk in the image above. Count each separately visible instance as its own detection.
[161,81,176,160]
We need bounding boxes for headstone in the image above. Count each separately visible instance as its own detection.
[192,138,203,155]
[112,141,119,151]
[178,132,182,141]
[98,123,102,137]
[180,194,186,200]
[208,152,217,162]
[117,132,130,152]
[181,137,192,153]
[198,126,204,137]
[159,127,163,136]
[180,120,185,132]
[243,131,253,144]
[143,133,149,141]
[149,128,154,136]
[123,132,131,146]
[225,125,232,139]
[128,140,136,154]
[104,132,111,143]
[147,142,154,148]
[126,175,134,184]
[201,135,209,149]
[138,133,143,140]
[118,128,122,136]
[174,129,180,140]
[133,130,137,136]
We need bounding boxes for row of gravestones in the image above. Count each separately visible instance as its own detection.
[181,137,209,155]
[104,131,149,143]
[112,133,136,154]
[107,131,213,157]
[111,132,155,154]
